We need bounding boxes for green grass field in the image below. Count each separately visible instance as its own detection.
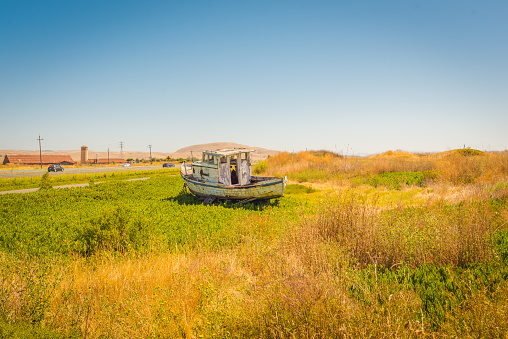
[0,168,179,191]
[1,152,508,338]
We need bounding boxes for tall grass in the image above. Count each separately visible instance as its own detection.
[260,151,436,181]
[259,149,508,187]
[438,151,508,184]
[309,192,504,268]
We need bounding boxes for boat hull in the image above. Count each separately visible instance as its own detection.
[181,174,286,201]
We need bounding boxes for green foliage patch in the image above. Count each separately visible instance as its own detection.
[351,171,437,190]
[0,175,308,257]
[288,168,342,182]
[285,184,318,194]
[0,168,178,192]
[0,319,79,339]
[455,148,486,157]
[253,160,268,174]
[39,173,52,190]
[494,230,508,265]
[75,206,151,256]
[351,250,508,331]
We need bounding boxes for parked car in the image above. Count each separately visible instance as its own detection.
[163,163,175,168]
[48,164,64,172]
[122,163,131,167]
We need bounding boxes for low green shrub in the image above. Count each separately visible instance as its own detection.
[351,171,437,190]
[351,256,508,331]
[285,184,318,195]
[0,319,79,339]
[494,230,508,265]
[288,168,337,182]
[253,160,268,174]
[75,206,150,256]
[455,148,486,157]
[39,173,52,190]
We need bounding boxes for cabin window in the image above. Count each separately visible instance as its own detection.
[208,155,214,164]
[241,153,247,160]
[220,157,227,163]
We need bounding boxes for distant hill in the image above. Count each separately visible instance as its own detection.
[431,148,487,159]
[169,142,279,161]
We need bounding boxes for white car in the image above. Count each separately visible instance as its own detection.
[122,163,131,167]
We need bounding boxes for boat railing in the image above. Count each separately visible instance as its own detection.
[180,161,193,176]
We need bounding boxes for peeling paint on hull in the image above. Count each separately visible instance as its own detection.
[181,174,286,200]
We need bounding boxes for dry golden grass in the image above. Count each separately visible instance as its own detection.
[311,192,502,268]
[261,149,508,186]
[437,151,508,184]
[262,151,437,180]
[42,234,422,337]
[59,253,212,338]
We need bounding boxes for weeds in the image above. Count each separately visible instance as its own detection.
[252,160,267,174]
[39,173,52,190]
[310,192,505,268]
[256,149,508,187]
[285,184,318,194]
[0,255,60,325]
[75,206,151,256]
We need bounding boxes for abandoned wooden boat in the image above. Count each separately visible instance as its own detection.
[180,148,287,203]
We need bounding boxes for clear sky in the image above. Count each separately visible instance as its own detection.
[1,0,507,155]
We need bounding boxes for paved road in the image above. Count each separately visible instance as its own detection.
[0,165,176,179]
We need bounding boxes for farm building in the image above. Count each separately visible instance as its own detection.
[81,145,124,164]
[87,158,125,164]
[3,154,75,165]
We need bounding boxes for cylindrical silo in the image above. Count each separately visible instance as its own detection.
[81,146,88,164]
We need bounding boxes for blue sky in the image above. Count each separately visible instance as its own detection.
[1,1,507,155]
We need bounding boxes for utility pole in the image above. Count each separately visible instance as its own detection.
[108,148,110,164]
[37,134,43,169]
[190,151,193,163]
[148,145,152,164]
[120,141,124,160]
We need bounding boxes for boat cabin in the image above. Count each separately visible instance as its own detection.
[190,148,253,186]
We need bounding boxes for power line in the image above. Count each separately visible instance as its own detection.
[37,134,43,169]
[89,142,121,150]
